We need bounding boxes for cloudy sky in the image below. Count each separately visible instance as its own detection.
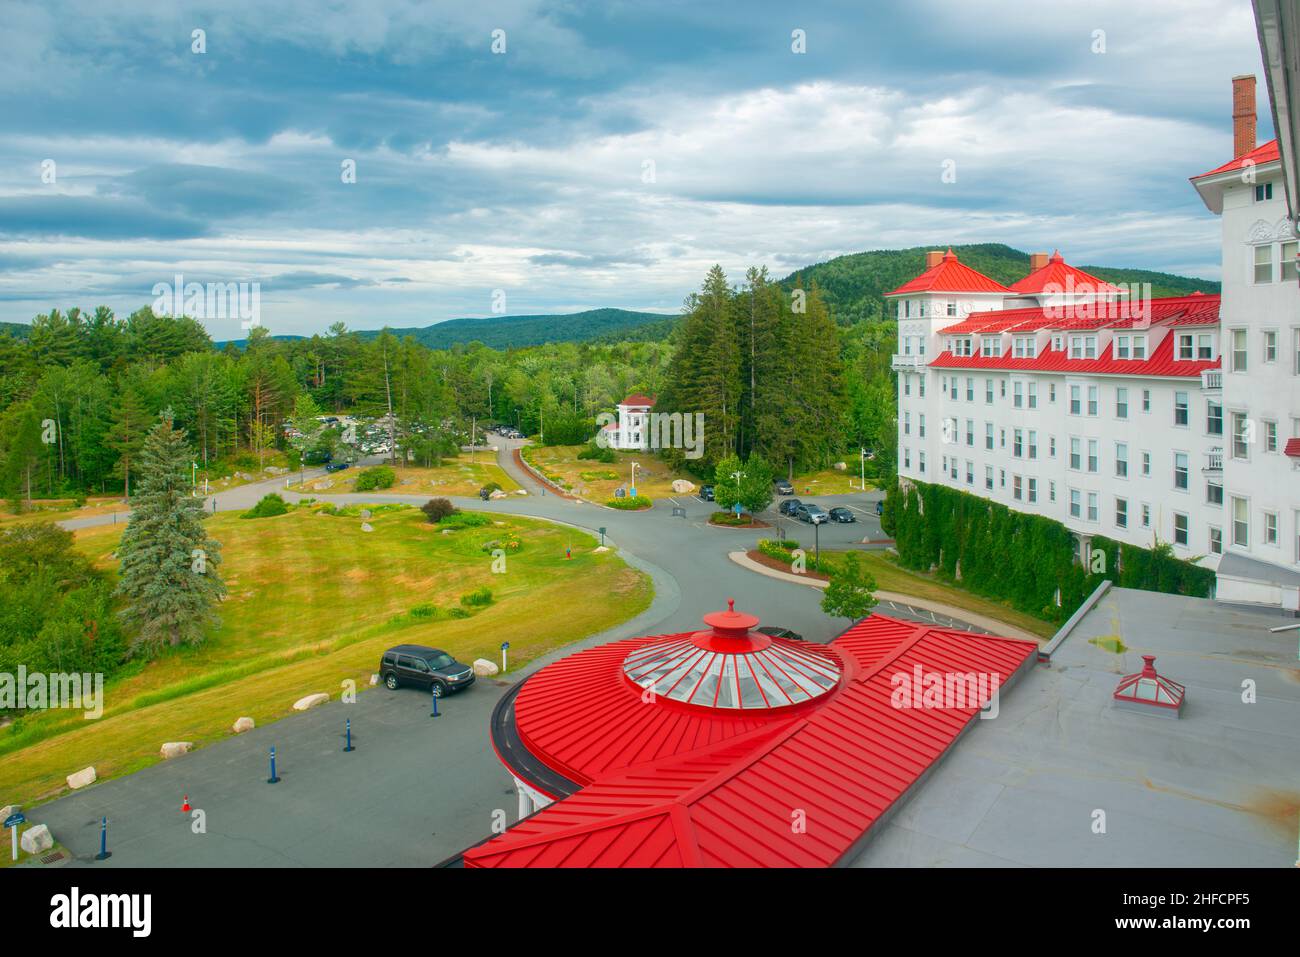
[0,0,1272,339]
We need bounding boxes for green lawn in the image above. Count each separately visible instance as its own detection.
[0,505,652,808]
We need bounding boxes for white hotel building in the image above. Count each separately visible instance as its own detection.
[892,76,1300,610]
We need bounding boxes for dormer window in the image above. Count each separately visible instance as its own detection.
[1178,334,1194,360]
[1255,181,1274,202]
[1116,335,1130,359]
[981,336,999,357]
[951,337,973,357]
[1051,335,1063,352]
[1068,335,1097,360]
[1132,335,1147,359]
[1012,336,1036,359]
[1197,334,1214,360]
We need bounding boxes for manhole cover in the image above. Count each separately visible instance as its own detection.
[39,851,67,865]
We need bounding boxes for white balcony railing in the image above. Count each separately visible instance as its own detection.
[891,354,924,370]
[1203,447,1223,473]
[1201,369,1222,391]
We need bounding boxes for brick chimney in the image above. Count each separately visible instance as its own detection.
[1233,74,1257,159]
[925,250,943,268]
[1029,252,1048,271]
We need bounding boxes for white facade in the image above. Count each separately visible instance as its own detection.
[601,397,654,451]
[1195,156,1300,608]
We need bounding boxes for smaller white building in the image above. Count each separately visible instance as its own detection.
[600,394,655,451]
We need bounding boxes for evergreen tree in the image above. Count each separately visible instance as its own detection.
[106,387,150,498]
[115,411,225,655]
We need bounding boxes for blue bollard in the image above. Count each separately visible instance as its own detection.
[430,690,440,718]
[343,718,354,752]
[267,745,281,784]
[94,816,111,861]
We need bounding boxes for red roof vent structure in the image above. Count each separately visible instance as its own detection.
[1284,437,1300,459]
[1113,655,1185,718]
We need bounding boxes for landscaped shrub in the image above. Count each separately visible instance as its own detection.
[481,481,502,494]
[459,586,493,608]
[710,510,756,526]
[481,536,522,553]
[240,493,289,519]
[756,537,835,574]
[421,498,457,523]
[409,603,438,619]
[580,470,619,482]
[607,495,652,510]
[439,512,490,529]
[577,442,616,463]
[354,465,396,492]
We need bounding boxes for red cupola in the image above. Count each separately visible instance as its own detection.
[1113,655,1186,718]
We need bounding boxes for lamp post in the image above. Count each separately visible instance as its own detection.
[731,470,745,514]
[860,447,867,492]
[191,462,198,496]
[630,461,640,497]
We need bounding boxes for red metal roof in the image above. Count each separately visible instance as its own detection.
[464,614,1039,868]
[885,249,1012,297]
[929,325,1220,378]
[1008,251,1125,295]
[619,394,655,407]
[937,293,1219,338]
[1192,138,1281,179]
[1285,438,1300,459]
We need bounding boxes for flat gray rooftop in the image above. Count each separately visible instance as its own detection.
[851,587,1300,867]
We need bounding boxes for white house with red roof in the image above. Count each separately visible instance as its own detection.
[889,76,1300,608]
[599,393,656,451]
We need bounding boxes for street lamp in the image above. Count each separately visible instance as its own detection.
[191,462,198,496]
[630,461,640,496]
[859,447,867,492]
[731,470,745,511]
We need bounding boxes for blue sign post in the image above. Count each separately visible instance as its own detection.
[267,746,281,784]
[343,717,355,752]
[430,688,440,718]
[95,816,111,861]
[733,502,743,516]
[5,811,24,862]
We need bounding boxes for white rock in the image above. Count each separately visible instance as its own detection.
[671,479,696,494]
[0,804,20,822]
[159,741,193,759]
[369,674,379,686]
[490,490,508,499]
[832,461,847,471]
[472,658,500,677]
[593,545,610,553]
[514,489,528,495]
[232,716,255,734]
[293,693,329,712]
[20,824,52,855]
[361,522,374,532]
[66,767,96,790]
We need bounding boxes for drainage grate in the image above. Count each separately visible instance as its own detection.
[39,851,67,865]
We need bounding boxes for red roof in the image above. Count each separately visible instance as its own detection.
[1285,438,1300,459]
[886,249,1012,297]
[619,394,655,408]
[464,613,1039,868]
[1113,656,1185,714]
[1192,139,1281,179]
[935,293,1219,337]
[930,325,1219,378]
[1008,251,1124,296]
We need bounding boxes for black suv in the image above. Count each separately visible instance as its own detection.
[380,645,475,697]
[778,497,803,516]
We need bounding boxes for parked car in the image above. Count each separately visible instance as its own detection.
[875,500,884,516]
[794,503,828,524]
[828,506,856,523]
[774,479,794,495]
[778,497,803,516]
[757,625,805,642]
[700,485,715,502]
[380,645,476,697]
[324,461,350,473]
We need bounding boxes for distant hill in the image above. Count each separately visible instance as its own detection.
[777,243,1220,324]
[0,321,29,339]
[355,307,672,350]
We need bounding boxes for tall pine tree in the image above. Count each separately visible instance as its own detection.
[115,411,225,655]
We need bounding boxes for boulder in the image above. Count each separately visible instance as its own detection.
[159,741,193,760]
[472,658,500,677]
[832,461,848,471]
[66,767,96,790]
[490,490,508,499]
[20,824,52,855]
[293,693,329,712]
[360,509,371,519]
[593,545,610,553]
[513,489,528,495]
[671,479,696,494]
[232,717,255,734]
[0,804,20,822]
[313,480,334,491]
[369,674,379,686]
[360,523,374,532]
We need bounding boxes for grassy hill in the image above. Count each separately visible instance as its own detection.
[777,243,1220,324]
[357,307,672,350]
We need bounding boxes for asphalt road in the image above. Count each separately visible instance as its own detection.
[23,440,975,868]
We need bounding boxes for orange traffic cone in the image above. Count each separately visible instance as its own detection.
[181,794,191,812]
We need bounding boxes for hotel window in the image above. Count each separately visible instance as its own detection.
[1264,419,1278,453]
[1115,442,1128,478]
[1141,450,1151,476]
[1264,330,1278,363]
[1052,335,1063,352]
[1173,513,1188,546]
[919,451,926,474]
[903,336,913,356]
[1255,181,1274,201]
[1069,489,1082,518]
[1088,439,1099,473]
[919,414,927,438]
[985,465,993,490]
[903,412,911,435]
[1013,475,1023,501]
[1028,430,1038,459]
[1231,329,1248,371]
[1000,469,1006,488]
[956,338,973,357]
[1013,429,1023,458]
[1087,386,1098,416]
[1049,435,1057,458]
[982,337,999,358]
[1049,480,1056,502]
[1000,379,1007,398]
[1115,498,1128,529]
[1116,336,1130,359]
[1265,511,1279,546]
[1254,244,1274,283]
[903,448,911,469]
[1197,334,1214,360]
[1209,526,1223,555]
[1013,381,1023,408]
[1132,336,1147,360]
[1049,383,1057,403]
[903,375,911,397]
[950,458,958,480]
[985,378,994,403]
[1070,437,1082,470]
[985,421,994,450]
[950,377,958,400]
[919,375,926,397]
[1207,401,1223,436]
[966,419,975,446]
[947,302,957,317]
[1231,412,1249,459]
[1069,336,1084,359]
[1174,391,1189,426]
[1178,334,1194,360]
[1232,496,1249,546]
[1000,428,1006,449]
[1142,389,1151,412]
[966,460,974,485]
[1283,241,1299,281]
[1087,492,1099,522]
[1069,384,1081,415]
[1027,382,1038,409]
[1028,478,1038,504]
[1207,482,1223,506]
[1141,503,1151,528]
[966,377,974,401]
[1116,387,1128,419]
[1013,336,1037,359]
[1174,452,1189,490]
